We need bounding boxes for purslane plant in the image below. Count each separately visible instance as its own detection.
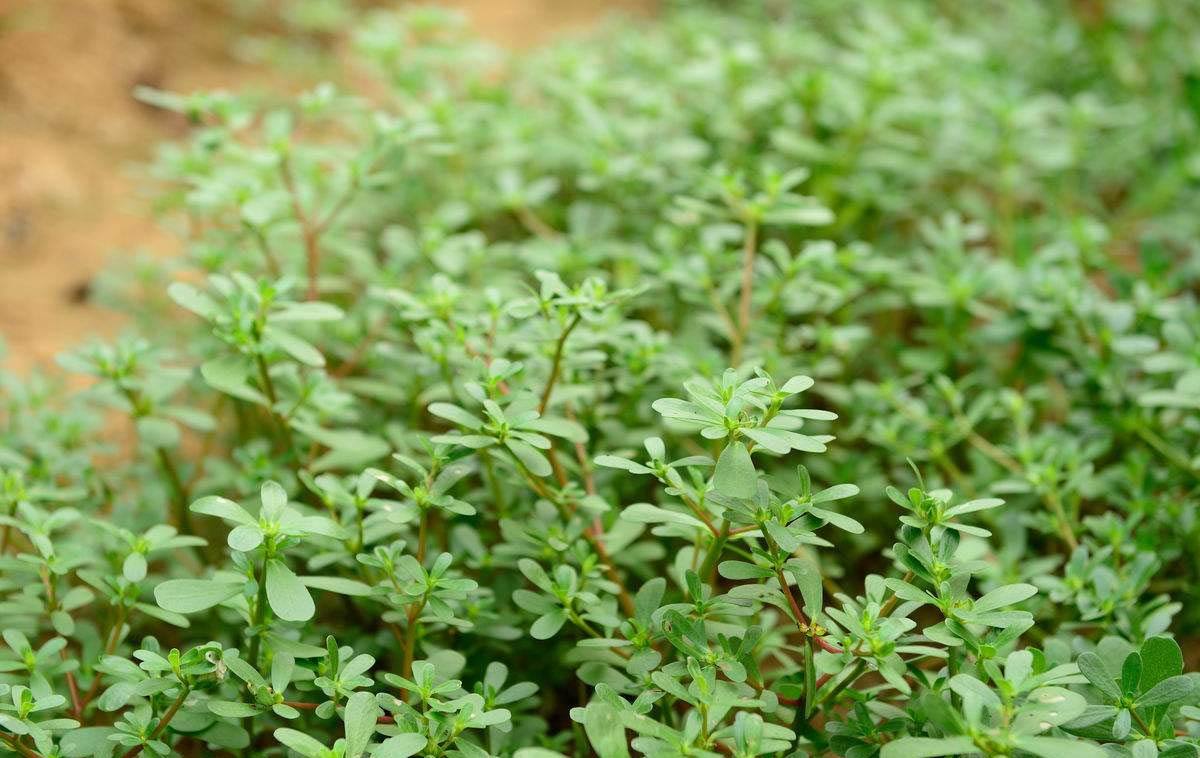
[3,1,1200,756]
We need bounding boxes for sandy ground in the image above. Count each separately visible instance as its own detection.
[0,0,649,373]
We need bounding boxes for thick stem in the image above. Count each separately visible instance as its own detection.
[2,737,43,758]
[802,638,816,718]
[698,520,730,584]
[774,567,842,654]
[247,558,270,668]
[416,509,428,564]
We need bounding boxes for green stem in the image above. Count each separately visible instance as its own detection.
[255,355,295,451]
[479,449,507,518]
[402,596,427,681]
[1135,424,1197,479]
[538,313,583,415]
[3,736,43,758]
[1042,487,1078,551]
[730,216,759,366]
[1129,706,1154,738]
[122,685,190,758]
[698,520,730,583]
[247,558,270,668]
[156,447,192,535]
[802,637,816,718]
[816,658,867,706]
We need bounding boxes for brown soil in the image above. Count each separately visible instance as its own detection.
[0,0,650,373]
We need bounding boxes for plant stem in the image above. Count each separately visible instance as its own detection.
[698,520,730,583]
[816,658,867,706]
[78,603,129,715]
[255,354,296,451]
[279,154,322,300]
[515,205,561,239]
[479,448,507,518]
[1135,424,1198,479]
[679,491,718,535]
[248,558,270,668]
[1130,706,1154,737]
[538,313,582,415]
[510,456,637,617]
[730,217,759,366]
[774,565,842,654]
[401,595,427,681]
[1042,487,1078,551]
[802,637,816,718]
[2,737,43,758]
[122,685,190,758]
[156,447,192,535]
[416,509,428,564]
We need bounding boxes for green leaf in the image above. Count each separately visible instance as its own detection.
[167,282,218,318]
[376,734,428,758]
[266,560,316,622]
[621,503,706,529]
[530,610,567,640]
[780,375,815,394]
[1136,675,1195,707]
[59,727,118,758]
[343,691,379,758]
[228,524,264,552]
[123,552,148,583]
[1013,737,1107,758]
[1077,652,1121,701]
[273,302,344,322]
[1138,637,1184,691]
[506,438,552,477]
[523,417,588,443]
[208,701,261,718]
[1122,653,1143,695]
[811,483,859,503]
[583,702,630,758]
[261,481,289,519]
[154,579,242,614]
[274,728,327,758]
[201,356,268,405]
[973,583,1037,612]
[787,556,823,616]
[880,736,976,758]
[296,425,391,472]
[265,327,326,367]
[718,560,775,580]
[190,496,256,526]
[949,674,1001,710]
[1013,687,1087,734]
[301,576,374,596]
[428,403,484,430]
[714,442,756,498]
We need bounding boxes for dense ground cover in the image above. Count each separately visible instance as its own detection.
[4,2,1200,756]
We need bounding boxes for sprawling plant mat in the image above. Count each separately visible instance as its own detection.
[3,2,1200,757]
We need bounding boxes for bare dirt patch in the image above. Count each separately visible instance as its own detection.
[0,0,650,372]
